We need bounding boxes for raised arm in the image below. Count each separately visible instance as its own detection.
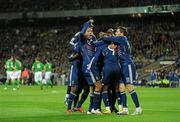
[94,40,107,47]
[80,19,94,36]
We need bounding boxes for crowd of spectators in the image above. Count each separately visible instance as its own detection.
[0,26,73,76]
[0,15,179,82]
[0,0,180,13]
[129,21,180,61]
[95,16,180,62]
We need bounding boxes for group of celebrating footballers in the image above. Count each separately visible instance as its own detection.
[3,18,142,116]
[65,19,143,115]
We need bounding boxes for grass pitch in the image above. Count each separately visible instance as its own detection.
[0,86,180,122]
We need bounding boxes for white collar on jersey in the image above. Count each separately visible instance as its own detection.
[108,46,115,55]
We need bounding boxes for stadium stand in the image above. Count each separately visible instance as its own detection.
[0,1,179,86]
[0,16,179,75]
[0,0,180,12]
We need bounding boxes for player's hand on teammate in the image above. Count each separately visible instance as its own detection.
[99,32,107,38]
[89,19,94,23]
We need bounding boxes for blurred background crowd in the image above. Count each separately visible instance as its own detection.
[0,0,180,12]
[0,0,179,87]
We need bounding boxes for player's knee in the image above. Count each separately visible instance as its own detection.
[71,86,78,94]
[119,84,125,92]
[95,81,102,92]
[95,85,102,92]
[127,84,134,92]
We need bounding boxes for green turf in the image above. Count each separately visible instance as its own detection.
[0,86,180,122]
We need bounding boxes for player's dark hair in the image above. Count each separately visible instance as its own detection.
[35,56,40,61]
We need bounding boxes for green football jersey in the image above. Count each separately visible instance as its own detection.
[44,63,52,72]
[32,60,44,72]
[15,59,22,71]
[5,59,14,71]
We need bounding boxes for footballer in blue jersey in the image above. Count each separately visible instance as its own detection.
[65,33,79,103]
[88,40,121,114]
[66,32,90,114]
[102,26,142,115]
[76,19,103,114]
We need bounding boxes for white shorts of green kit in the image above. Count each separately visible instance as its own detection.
[45,72,52,80]
[6,71,13,80]
[42,79,47,84]
[34,72,43,83]
[11,71,21,80]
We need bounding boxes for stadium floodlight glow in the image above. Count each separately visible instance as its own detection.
[144,9,147,13]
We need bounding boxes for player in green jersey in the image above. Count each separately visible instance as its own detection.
[11,56,22,90]
[32,56,44,89]
[4,55,14,90]
[42,59,53,89]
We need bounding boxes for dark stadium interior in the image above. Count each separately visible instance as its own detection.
[0,1,180,122]
[0,0,180,12]
[0,0,179,87]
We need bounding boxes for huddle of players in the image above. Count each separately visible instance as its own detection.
[4,55,53,90]
[65,19,142,115]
